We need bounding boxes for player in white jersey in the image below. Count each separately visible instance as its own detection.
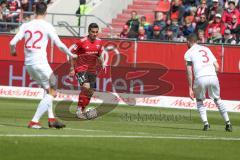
[9,2,77,129]
[184,34,232,132]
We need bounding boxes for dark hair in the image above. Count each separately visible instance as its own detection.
[141,16,146,20]
[0,0,6,5]
[187,33,198,43]
[88,23,99,32]
[131,10,137,14]
[35,2,47,15]
[80,0,86,5]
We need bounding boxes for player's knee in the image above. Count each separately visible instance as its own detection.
[88,88,94,97]
[49,74,57,90]
[47,87,57,97]
[214,98,220,103]
[196,99,203,102]
[81,87,94,98]
[196,99,203,107]
[82,83,90,89]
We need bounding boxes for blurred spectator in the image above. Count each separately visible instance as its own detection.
[207,0,223,22]
[140,16,151,37]
[162,26,179,41]
[231,24,240,43]
[153,11,166,29]
[195,13,208,33]
[182,17,195,36]
[222,0,240,25]
[127,30,138,39]
[21,0,31,19]
[119,25,129,38]
[28,0,51,12]
[138,26,147,40]
[0,2,3,20]
[76,0,87,26]
[195,0,209,22]
[168,18,181,37]
[226,14,239,29]
[21,0,29,11]
[197,29,208,43]
[184,6,197,23]
[224,0,239,8]
[208,27,223,43]
[205,13,226,38]
[149,25,162,40]
[167,0,185,26]
[0,0,8,31]
[223,29,237,44]
[0,0,8,20]
[182,0,200,12]
[126,10,140,34]
[7,0,21,23]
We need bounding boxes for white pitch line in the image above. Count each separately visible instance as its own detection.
[65,128,222,138]
[0,134,240,141]
[0,126,236,140]
[65,127,151,135]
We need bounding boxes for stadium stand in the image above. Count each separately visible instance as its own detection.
[101,0,160,37]
[0,0,52,32]
[1,0,240,43]
[100,0,240,44]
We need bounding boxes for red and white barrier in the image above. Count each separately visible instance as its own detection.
[1,85,240,113]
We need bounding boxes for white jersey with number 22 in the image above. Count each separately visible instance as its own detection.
[10,19,71,65]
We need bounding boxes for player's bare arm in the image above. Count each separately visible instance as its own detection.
[186,61,194,100]
[98,53,106,71]
[69,57,76,77]
[9,25,24,57]
[9,44,17,56]
[48,27,77,59]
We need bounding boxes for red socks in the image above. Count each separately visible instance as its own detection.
[78,89,91,111]
[48,118,56,122]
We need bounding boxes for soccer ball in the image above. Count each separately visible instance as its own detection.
[85,108,98,120]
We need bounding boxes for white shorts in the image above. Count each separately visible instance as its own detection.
[193,76,220,100]
[26,64,54,89]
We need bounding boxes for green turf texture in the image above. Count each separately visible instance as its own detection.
[0,98,240,160]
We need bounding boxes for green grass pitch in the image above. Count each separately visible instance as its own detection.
[0,98,240,160]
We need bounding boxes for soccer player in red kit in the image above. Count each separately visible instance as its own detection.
[69,23,105,119]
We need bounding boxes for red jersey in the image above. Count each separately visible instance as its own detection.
[70,36,103,74]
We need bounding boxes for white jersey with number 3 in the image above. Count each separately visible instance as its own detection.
[10,19,71,65]
[184,44,217,79]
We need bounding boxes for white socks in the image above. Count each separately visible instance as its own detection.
[214,99,230,124]
[197,100,230,125]
[32,94,54,122]
[48,99,55,119]
[197,101,208,124]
